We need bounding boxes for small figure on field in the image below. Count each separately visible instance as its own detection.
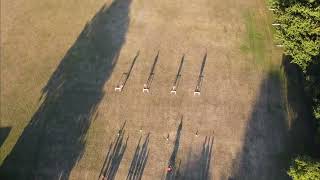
[167,165,173,173]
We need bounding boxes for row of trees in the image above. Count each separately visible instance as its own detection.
[269,0,320,179]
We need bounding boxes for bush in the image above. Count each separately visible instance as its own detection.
[288,156,320,180]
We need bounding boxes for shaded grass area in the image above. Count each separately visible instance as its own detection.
[281,56,317,156]
[0,0,111,165]
[0,0,131,179]
[229,71,288,179]
[175,136,214,180]
[0,128,11,148]
[227,4,316,179]
[126,133,150,180]
[225,57,315,180]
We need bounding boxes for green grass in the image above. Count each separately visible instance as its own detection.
[240,10,266,65]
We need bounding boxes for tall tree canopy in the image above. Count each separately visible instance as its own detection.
[271,0,320,70]
[269,0,320,179]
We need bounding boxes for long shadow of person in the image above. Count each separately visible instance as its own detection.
[99,122,129,180]
[0,0,132,179]
[166,117,183,180]
[199,136,214,180]
[176,136,214,180]
[126,133,150,180]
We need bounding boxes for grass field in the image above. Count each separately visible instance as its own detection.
[0,0,314,179]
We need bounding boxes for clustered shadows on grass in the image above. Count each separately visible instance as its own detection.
[126,133,150,180]
[198,136,214,180]
[99,124,150,180]
[99,122,129,180]
[176,136,214,180]
[240,10,266,64]
[225,57,315,180]
[0,0,132,179]
[162,117,214,180]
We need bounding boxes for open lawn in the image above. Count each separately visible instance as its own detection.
[0,0,313,179]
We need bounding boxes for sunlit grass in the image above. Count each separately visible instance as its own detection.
[240,10,266,65]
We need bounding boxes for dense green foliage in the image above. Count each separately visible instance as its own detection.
[269,0,320,178]
[288,156,320,180]
[272,0,320,70]
[270,0,320,138]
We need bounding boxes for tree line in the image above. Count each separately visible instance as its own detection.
[269,0,320,179]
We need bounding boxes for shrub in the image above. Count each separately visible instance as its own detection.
[288,156,320,180]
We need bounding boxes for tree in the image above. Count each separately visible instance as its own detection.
[270,0,320,145]
[272,1,320,71]
[288,156,320,180]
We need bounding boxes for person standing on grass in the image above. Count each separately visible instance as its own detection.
[167,165,173,173]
